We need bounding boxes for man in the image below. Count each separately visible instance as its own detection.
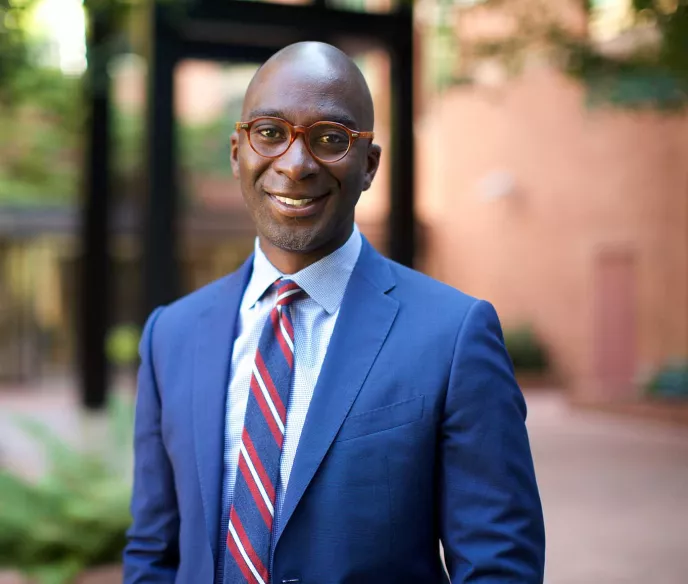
[124,42,545,584]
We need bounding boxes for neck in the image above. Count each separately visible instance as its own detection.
[259,225,354,275]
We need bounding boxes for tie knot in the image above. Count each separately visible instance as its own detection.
[274,278,303,307]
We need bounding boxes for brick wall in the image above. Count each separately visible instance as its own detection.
[416,67,688,399]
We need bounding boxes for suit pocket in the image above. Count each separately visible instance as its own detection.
[335,395,425,442]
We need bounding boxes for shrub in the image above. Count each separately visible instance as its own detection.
[646,359,688,399]
[503,325,549,373]
[0,396,134,584]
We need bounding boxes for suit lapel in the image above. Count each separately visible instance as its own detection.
[192,255,253,563]
[273,240,398,552]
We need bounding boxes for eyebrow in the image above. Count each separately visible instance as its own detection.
[246,108,360,129]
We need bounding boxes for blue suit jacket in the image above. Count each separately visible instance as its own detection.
[123,238,545,583]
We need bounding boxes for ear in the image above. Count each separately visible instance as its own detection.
[230,131,240,178]
[362,143,382,192]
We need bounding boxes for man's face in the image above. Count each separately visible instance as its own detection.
[231,60,381,254]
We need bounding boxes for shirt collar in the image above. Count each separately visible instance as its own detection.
[242,224,362,315]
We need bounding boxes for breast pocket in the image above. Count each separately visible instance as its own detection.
[335,395,425,442]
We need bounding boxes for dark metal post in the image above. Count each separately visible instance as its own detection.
[79,9,112,410]
[143,6,180,318]
[388,15,415,268]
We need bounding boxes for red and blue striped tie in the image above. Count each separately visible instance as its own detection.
[225,278,303,584]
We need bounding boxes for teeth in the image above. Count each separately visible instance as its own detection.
[275,195,314,207]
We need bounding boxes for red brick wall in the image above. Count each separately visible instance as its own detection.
[416,67,688,400]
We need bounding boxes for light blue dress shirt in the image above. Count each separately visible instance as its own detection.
[217,225,362,581]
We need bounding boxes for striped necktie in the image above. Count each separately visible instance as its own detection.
[225,278,303,584]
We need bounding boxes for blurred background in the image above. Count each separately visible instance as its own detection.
[0,0,687,582]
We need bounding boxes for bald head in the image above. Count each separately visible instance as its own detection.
[243,41,375,130]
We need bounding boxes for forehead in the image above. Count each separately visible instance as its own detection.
[244,60,365,128]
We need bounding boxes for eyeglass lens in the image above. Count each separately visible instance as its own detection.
[249,118,351,162]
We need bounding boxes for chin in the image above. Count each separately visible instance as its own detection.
[263,224,324,254]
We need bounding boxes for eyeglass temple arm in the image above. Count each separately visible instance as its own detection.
[352,131,374,141]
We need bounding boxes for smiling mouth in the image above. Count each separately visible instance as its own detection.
[273,195,316,208]
[265,190,326,218]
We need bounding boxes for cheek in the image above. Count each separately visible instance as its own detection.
[337,168,365,196]
[331,156,366,192]
[238,156,268,189]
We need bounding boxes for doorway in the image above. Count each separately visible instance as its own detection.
[593,249,637,400]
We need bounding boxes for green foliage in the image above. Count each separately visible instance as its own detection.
[112,108,144,179]
[0,47,84,204]
[0,0,84,205]
[428,0,461,91]
[503,325,549,373]
[465,0,688,109]
[178,116,237,178]
[567,47,688,110]
[178,83,242,179]
[0,0,41,106]
[632,1,688,78]
[10,67,84,130]
[0,0,129,206]
[1,92,239,206]
[106,324,141,367]
[646,359,688,399]
[565,1,688,109]
[0,396,134,583]
[116,93,241,175]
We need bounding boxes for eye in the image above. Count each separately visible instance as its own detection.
[318,132,347,144]
[315,129,349,146]
[258,127,284,140]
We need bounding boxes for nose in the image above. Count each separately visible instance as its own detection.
[271,133,319,181]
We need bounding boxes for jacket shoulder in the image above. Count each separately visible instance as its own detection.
[147,262,249,336]
[386,259,481,317]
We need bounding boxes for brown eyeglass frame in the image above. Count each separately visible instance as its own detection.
[235,116,375,163]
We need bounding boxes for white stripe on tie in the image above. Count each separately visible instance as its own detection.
[228,521,266,584]
[277,288,301,304]
[240,443,274,516]
[252,362,285,435]
[277,306,295,354]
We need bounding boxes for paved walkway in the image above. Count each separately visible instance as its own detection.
[527,392,688,584]
[1,387,687,583]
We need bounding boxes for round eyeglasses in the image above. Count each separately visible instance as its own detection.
[235,116,375,164]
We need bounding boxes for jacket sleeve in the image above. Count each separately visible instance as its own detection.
[123,307,180,583]
[439,300,546,582]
